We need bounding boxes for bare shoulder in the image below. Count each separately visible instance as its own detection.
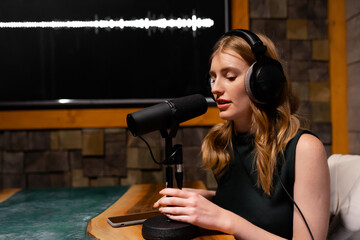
[295,133,328,177]
[296,133,327,160]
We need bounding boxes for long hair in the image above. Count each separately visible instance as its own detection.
[201,33,301,196]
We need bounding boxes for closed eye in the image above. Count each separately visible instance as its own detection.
[209,77,215,88]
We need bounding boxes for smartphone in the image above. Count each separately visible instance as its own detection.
[107,210,163,228]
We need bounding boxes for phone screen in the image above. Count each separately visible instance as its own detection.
[107,211,162,227]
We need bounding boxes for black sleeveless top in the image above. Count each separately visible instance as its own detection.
[214,129,313,239]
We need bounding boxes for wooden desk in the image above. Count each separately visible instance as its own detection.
[87,181,234,240]
[0,188,21,203]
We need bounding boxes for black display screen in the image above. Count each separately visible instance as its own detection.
[0,0,229,106]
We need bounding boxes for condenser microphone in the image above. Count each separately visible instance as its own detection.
[127,94,208,136]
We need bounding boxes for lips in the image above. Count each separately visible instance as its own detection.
[216,98,231,110]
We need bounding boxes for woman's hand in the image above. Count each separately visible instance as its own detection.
[153,188,228,232]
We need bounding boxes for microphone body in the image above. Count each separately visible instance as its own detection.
[127,94,208,136]
[174,144,183,189]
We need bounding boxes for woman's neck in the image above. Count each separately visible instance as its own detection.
[233,115,254,134]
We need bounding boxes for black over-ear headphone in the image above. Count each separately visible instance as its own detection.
[221,29,286,106]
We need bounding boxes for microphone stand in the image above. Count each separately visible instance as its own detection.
[141,122,199,240]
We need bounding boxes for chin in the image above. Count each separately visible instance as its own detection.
[218,111,234,121]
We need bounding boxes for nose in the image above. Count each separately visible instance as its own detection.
[211,77,224,98]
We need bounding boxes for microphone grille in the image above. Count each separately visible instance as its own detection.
[170,94,208,123]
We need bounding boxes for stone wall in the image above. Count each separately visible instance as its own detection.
[249,0,331,155]
[346,0,360,154]
[0,127,216,189]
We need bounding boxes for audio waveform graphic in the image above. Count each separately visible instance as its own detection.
[0,15,214,31]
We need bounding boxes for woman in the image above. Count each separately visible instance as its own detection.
[153,29,330,240]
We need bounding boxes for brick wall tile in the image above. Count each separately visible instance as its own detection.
[311,102,330,122]
[104,128,127,142]
[51,130,82,150]
[292,81,309,101]
[120,170,142,185]
[312,40,329,61]
[307,0,327,19]
[181,128,209,147]
[309,81,330,102]
[105,141,125,156]
[72,169,89,187]
[28,131,50,150]
[308,19,328,39]
[290,40,312,60]
[127,131,162,148]
[105,155,127,177]
[25,152,47,173]
[251,20,287,42]
[90,177,120,187]
[82,129,104,156]
[126,147,162,169]
[120,169,164,185]
[288,0,308,18]
[3,131,28,151]
[311,122,332,144]
[250,0,287,18]
[46,151,69,172]
[0,132,3,150]
[83,157,104,177]
[50,172,71,188]
[298,101,312,127]
[69,150,83,169]
[2,174,26,188]
[288,60,311,82]
[0,151,2,173]
[141,170,164,185]
[286,19,308,40]
[3,152,24,173]
[28,174,50,188]
[182,147,206,183]
[308,62,329,82]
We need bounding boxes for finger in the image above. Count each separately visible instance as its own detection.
[156,196,188,207]
[159,206,187,215]
[159,188,193,198]
[153,195,167,208]
[165,214,191,224]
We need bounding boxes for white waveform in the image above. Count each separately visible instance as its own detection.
[0,15,214,31]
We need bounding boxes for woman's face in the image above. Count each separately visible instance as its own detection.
[209,49,253,132]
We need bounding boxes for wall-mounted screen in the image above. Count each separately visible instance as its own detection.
[0,0,230,106]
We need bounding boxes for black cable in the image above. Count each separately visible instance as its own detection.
[138,135,163,165]
[138,135,181,165]
[273,117,314,240]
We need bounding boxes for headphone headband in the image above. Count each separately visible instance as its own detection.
[223,29,267,58]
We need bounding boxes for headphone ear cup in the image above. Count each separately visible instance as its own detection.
[245,58,286,105]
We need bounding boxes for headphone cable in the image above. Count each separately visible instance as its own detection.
[273,117,314,240]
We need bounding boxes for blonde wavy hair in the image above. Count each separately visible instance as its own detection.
[201,33,301,196]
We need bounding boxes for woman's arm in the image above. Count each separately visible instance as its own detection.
[292,133,330,240]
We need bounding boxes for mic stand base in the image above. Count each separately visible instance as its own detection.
[142,215,199,240]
